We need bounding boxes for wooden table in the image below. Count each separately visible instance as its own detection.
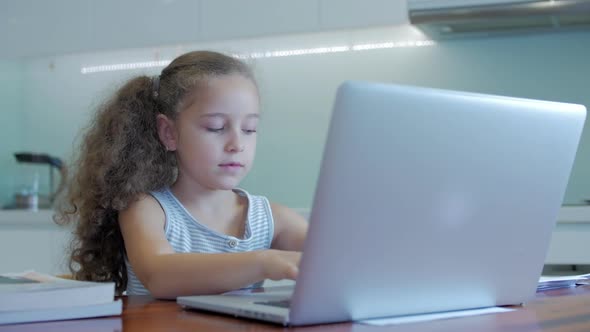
[3,286,590,332]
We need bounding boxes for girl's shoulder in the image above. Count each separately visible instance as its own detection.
[269,202,303,220]
[233,188,270,206]
[118,193,165,226]
[237,189,303,224]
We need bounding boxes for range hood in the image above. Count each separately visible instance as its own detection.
[408,0,590,38]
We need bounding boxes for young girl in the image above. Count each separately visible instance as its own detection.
[57,51,308,299]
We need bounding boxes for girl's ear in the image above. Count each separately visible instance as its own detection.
[156,114,178,151]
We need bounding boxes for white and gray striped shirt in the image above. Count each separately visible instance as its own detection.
[125,187,274,295]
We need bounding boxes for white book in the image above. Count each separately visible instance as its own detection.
[0,299,122,325]
[537,273,590,291]
[0,271,115,312]
[1,317,122,332]
[3,317,122,332]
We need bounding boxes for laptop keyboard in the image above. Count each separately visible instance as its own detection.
[254,299,291,308]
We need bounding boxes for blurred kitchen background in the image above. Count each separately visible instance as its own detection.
[1,0,590,273]
[2,0,590,209]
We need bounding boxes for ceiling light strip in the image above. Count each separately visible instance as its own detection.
[80,40,435,74]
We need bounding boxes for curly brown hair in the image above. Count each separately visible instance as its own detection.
[55,51,255,294]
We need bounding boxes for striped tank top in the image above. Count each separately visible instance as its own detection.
[125,187,275,295]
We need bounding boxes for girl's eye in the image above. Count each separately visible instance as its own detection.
[206,127,224,133]
[243,129,257,134]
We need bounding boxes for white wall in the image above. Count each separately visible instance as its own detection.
[0,60,25,206]
[0,0,408,58]
[13,26,590,208]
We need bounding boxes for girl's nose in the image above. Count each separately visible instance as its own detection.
[225,131,245,153]
[226,143,245,153]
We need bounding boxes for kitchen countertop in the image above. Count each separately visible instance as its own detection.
[2,206,590,226]
[557,205,590,223]
[0,209,57,226]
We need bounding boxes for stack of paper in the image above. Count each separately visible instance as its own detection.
[0,271,122,325]
[537,273,590,292]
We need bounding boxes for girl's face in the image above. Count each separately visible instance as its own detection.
[171,74,260,191]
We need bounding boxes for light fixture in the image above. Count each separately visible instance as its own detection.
[80,39,435,74]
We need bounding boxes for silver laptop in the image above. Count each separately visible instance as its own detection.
[177,81,586,326]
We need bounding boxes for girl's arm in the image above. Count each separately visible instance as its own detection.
[270,202,309,251]
[119,195,300,299]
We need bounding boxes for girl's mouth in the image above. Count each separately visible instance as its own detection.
[219,162,243,167]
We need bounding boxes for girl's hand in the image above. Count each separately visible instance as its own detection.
[259,249,301,281]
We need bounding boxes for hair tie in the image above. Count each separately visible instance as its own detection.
[151,75,160,99]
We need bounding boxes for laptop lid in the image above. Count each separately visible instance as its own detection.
[287,81,586,325]
[178,81,586,326]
